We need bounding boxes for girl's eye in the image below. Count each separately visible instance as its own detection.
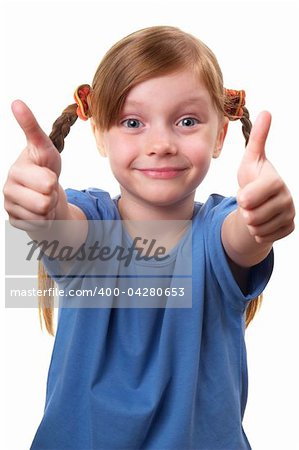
[122,119,143,128]
[177,117,200,127]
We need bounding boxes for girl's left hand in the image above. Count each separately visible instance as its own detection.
[236,111,295,244]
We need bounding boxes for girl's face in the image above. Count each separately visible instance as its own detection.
[93,69,228,213]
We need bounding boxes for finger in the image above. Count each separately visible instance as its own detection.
[9,215,55,233]
[254,222,295,244]
[240,188,292,226]
[6,186,58,216]
[11,100,53,148]
[7,163,58,195]
[237,163,282,209]
[245,111,272,162]
[7,203,56,223]
[12,100,62,175]
[247,210,293,238]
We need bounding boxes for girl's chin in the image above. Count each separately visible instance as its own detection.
[121,190,193,208]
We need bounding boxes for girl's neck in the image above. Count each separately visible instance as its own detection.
[117,192,195,255]
[117,192,195,221]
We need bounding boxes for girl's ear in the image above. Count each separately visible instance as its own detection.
[213,117,229,158]
[90,118,107,157]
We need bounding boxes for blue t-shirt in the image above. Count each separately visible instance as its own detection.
[30,188,273,450]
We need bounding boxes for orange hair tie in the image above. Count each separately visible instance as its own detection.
[224,88,246,121]
[74,84,92,121]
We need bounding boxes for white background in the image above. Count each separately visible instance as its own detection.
[1,1,298,449]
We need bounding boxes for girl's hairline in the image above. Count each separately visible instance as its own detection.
[91,65,224,131]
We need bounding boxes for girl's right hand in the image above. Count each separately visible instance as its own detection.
[3,100,65,231]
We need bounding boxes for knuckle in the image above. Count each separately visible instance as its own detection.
[288,221,295,234]
[3,180,17,201]
[2,182,10,199]
[36,195,52,215]
[244,210,255,225]
[4,205,13,219]
[287,211,296,223]
[3,198,12,214]
[7,164,18,181]
[282,198,295,221]
[272,176,284,192]
[282,197,290,210]
[285,194,295,211]
[255,235,264,244]
[247,225,257,236]
[238,193,250,209]
[258,236,271,244]
[42,170,58,193]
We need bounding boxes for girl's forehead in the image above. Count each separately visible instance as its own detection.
[123,70,211,106]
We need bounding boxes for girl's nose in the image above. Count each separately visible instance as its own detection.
[145,128,178,156]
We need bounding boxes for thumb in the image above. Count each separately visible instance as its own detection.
[11,100,61,174]
[245,111,272,162]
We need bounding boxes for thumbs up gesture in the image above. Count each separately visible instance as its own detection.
[3,100,67,231]
[237,111,295,244]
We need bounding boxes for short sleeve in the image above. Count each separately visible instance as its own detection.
[66,188,119,220]
[41,188,119,284]
[202,195,274,310]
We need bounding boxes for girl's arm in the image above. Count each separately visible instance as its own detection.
[221,111,295,272]
[3,100,88,252]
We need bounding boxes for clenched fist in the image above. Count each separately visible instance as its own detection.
[3,100,67,231]
[237,111,295,244]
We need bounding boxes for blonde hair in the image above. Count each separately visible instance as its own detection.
[40,25,261,335]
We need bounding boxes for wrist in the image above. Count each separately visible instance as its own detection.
[222,208,273,268]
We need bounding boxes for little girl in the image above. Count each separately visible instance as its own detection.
[4,26,295,449]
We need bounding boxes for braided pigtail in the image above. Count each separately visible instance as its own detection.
[49,84,92,152]
[224,88,262,327]
[38,261,55,335]
[245,295,263,328]
[49,104,78,153]
[38,85,92,335]
[239,108,264,327]
[240,106,251,146]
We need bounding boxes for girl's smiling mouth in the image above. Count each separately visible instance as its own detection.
[135,167,187,179]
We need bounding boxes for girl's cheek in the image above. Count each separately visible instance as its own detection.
[109,155,128,170]
[186,144,206,161]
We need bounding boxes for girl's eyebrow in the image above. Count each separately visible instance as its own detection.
[176,96,209,108]
[123,99,144,107]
